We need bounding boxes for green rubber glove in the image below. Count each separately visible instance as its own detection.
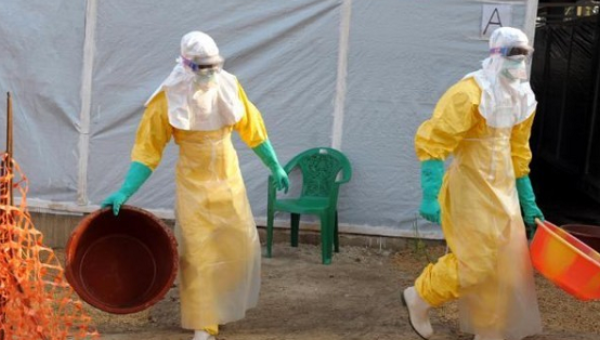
[419,159,444,224]
[516,175,544,237]
[252,140,289,193]
[101,161,152,216]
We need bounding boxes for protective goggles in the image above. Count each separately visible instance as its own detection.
[489,46,533,60]
[181,56,222,73]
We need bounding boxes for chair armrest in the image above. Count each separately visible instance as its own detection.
[327,182,342,208]
[283,162,298,175]
[283,152,305,175]
[336,168,352,184]
[267,175,277,207]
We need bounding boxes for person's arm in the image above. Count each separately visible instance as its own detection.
[511,113,544,233]
[233,81,288,192]
[102,92,173,215]
[414,82,478,223]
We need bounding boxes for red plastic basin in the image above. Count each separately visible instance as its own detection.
[530,220,600,301]
[65,206,178,314]
[562,224,600,253]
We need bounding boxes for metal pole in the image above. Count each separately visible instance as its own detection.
[584,12,600,176]
[556,26,576,159]
[535,26,553,155]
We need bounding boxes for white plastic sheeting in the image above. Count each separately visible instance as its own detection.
[0,0,535,239]
[0,1,86,202]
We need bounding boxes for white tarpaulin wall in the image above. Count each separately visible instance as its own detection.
[0,0,537,239]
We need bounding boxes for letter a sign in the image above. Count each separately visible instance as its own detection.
[481,4,512,39]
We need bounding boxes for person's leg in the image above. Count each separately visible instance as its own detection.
[402,253,459,339]
[192,325,218,340]
[415,253,459,306]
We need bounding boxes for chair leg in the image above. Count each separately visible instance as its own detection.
[320,213,333,265]
[326,212,335,260]
[291,213,300,247]
[267,207,275,258]
[334,211,340,253]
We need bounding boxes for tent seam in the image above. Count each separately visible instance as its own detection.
[77,0,97,206]
[332,0,352,150]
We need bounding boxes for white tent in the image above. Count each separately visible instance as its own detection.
[0,0,538,239]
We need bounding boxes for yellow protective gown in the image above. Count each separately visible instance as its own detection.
[131,82,267,331]
[414,77,542,340]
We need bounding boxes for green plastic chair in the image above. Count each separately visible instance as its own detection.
[266,147,352,264]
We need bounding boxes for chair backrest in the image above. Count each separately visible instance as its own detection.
[284,147,352,198]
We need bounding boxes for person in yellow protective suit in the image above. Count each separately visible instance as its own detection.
[102,31,289,340]
[402,27,544,340]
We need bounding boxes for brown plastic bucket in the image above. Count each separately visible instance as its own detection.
[65,206,178,314]
[562,224,600,253]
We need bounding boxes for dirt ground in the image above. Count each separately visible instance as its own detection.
[69,243,600,340]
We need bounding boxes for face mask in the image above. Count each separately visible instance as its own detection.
[194,70,217,85]
[501,59,527,80]
[192,69,221,92]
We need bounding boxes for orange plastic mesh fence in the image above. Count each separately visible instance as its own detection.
[0,154,99,340]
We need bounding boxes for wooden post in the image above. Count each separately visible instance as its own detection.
[0,92,13,340]
[6,92,12,205]
[0,91,12,340]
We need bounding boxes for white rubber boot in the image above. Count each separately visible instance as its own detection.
[192,330,215,340]
[401,286,434,339]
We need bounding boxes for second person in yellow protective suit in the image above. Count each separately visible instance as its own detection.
[103,31,289,340]
[402,27,544,340]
